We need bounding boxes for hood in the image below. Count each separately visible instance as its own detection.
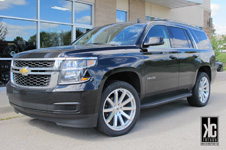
[14,44,134,59]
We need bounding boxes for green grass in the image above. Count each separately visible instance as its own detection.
[0,115,24,121]
[216,53,226,70]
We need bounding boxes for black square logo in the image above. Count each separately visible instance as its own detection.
[201,117,219,146]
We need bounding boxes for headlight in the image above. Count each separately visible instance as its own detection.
[59,58,97,84]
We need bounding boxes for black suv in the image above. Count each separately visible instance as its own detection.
[7,21,217,136]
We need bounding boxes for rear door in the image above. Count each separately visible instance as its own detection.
[142,25,179,97]
[167,26,199,92]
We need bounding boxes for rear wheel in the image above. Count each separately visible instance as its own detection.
[97,81,140,136]
[187,72,210,107]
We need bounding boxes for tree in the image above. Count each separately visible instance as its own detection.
[28,30,72,48]
[61,31,71,45]
[211,25,225,56]
[0,22,8,41]
[28,34,36,44]
[14,36,24,42]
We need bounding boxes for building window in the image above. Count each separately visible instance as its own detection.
[0,0,94,52]
[75,2,92,25]
[0,0,37,19]
[40,23,72,48]
[40,0,72,23]
[0,18,37,57]
[116,10,127,22]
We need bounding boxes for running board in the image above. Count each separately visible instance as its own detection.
[141,93,192,109]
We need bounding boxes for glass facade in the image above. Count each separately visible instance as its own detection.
[40,0,72,23]
[40,23,72,48]
[0,0,37,19]
[0,0,94,86]
[0,18,37,57]
[75,2,92,25]
[116,10,127,22]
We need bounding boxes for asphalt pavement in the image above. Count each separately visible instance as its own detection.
[0,72,226,150]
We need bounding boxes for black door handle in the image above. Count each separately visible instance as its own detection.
[193,54,198,58]
[169,55,177,59]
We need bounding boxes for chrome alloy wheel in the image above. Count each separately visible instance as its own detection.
[198,76,210,103]
[102,88,136,131]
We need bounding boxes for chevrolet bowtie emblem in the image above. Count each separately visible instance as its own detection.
[19,67,29,76]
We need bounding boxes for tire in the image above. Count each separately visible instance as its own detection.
[97,81,140,136]
[187,72,210,107]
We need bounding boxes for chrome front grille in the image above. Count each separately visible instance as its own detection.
[14,60,55,68]
[13,73,51,87]
[11,58,63,89]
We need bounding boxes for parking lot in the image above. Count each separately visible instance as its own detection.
[0,72,226,150]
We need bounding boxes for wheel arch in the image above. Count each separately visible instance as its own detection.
[99,68,144,100]
[197,65,212,81]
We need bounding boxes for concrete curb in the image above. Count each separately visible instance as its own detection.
[0,87,13,115]
[0,105,14,114]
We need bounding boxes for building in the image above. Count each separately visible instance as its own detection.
[0,0,211,85]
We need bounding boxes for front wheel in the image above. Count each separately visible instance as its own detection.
[97,81,140,136]
[187,72,210,107]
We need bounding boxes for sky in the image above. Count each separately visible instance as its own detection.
[211,0,226,35]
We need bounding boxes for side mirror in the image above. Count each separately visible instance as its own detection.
[143,37,164,47]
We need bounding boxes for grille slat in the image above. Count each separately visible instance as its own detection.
[14,60,55,68]
[12,60,56,87]
[13,73,51,87]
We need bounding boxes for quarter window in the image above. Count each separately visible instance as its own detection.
[192,30,212,50]
[168,27,191,48]
[144,25,171,48]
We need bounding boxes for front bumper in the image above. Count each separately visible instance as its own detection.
[7,82,101,128]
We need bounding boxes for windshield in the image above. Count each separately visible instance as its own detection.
[73,23,146,46]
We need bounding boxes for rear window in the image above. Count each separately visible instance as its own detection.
[168,27,192,48]
[192,30,212,50]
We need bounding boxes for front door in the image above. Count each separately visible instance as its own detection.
[142,25,179,97]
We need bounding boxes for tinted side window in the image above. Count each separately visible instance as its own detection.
[192,30,212,50]
[144,25,171,48]
[168,27,191,48]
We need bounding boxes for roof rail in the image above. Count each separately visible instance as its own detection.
[151,19,201,29]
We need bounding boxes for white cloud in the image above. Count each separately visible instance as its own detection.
[61,1,90,13]
[214,23,226,35]
[51,6,69,11]
[41,23,59,30]
[211,4,220,17]
[0,0,27,10]
[76,16,90,24]
[62,1,72,11]
[75,3,90,13]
